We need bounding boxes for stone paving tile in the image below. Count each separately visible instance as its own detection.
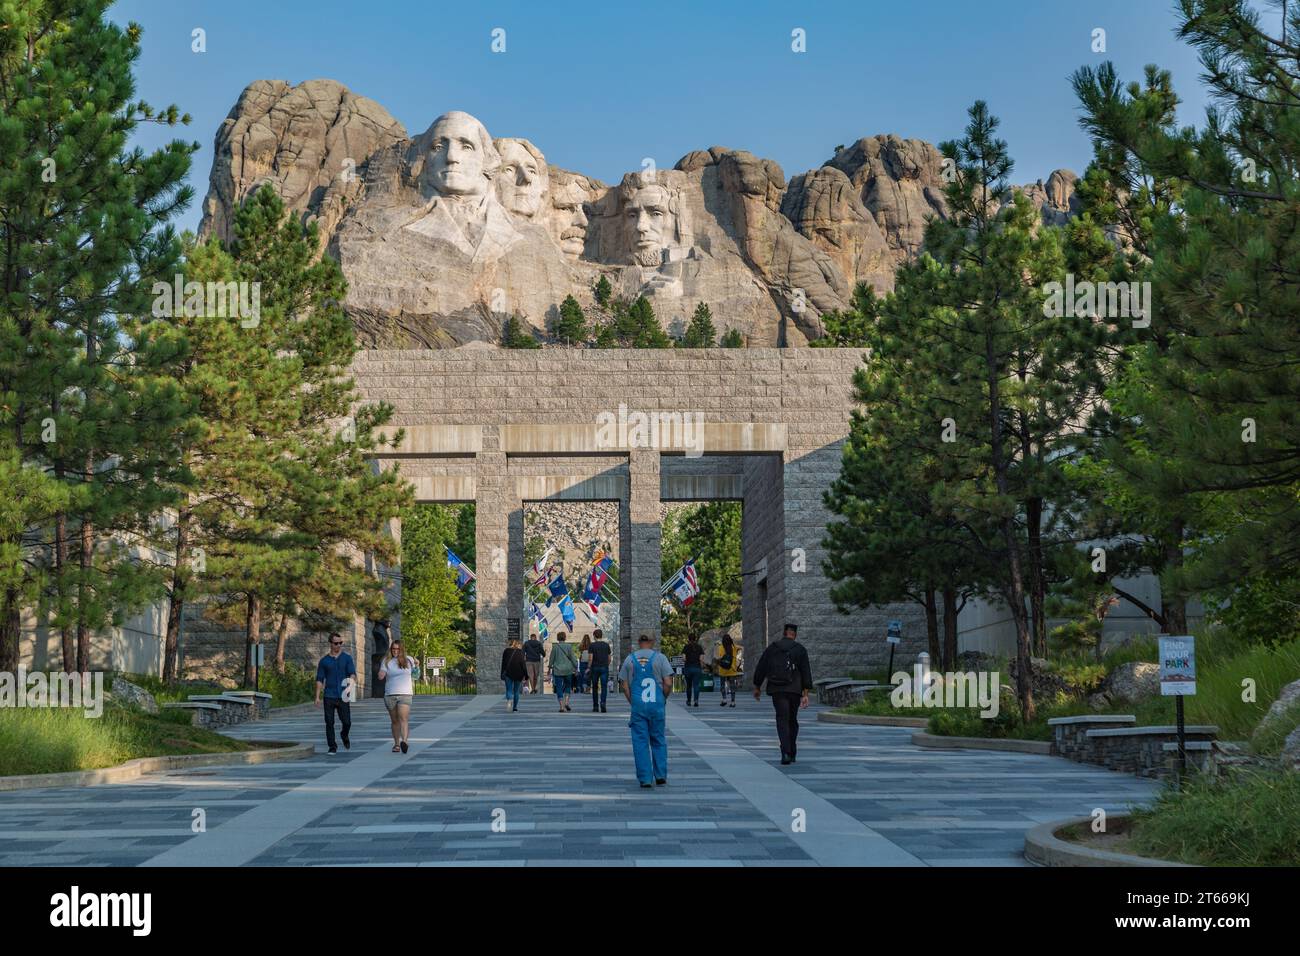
[0,693,1158,867]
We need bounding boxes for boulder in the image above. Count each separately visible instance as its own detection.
[110,677,158,714]
[1099,661,1161,703]
[1283,724,1300,771]
[1251,678,1300,749]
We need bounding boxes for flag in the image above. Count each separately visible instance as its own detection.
[664,559,699,608]
[546,571,569,607]
[529,547,553,585]
[529,602,549,639]
[589,555,612,594]
[558,594,575,627]
[445,547,475,589]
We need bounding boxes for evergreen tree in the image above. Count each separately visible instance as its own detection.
[1072,0,1300,599]
[593,274,613,308]
[719,328,744,348]
[611,296,672,348]
[680,302,717,348]
[502,315,541,348]
[552,294,588,345]
[0,1,196,672]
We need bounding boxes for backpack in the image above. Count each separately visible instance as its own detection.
[717,644,734,670]
[764,642,798,689]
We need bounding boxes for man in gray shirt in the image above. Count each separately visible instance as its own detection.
[618,634,674,787]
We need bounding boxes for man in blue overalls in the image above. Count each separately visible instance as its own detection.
[619,633,674,788]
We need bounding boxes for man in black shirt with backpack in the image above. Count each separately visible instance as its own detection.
[752,623,813,766]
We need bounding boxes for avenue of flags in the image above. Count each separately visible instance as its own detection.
[526,546,619,635]
[451,540,700,634]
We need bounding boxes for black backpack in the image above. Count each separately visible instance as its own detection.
[765,642,798,689]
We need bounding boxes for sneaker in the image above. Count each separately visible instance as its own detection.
[327,747,338,755]
[564,704,571,712]
[341,733,350,749]
[694,702,700,708]
[730,702,736,708]
[640,782,653,789]
[593,705,600,713]
[655,778,667,786]
[505,700,512,710]
[780,754,792,766]
[601,706,607,713]
[400,740,409,754]
[720,700,727,707]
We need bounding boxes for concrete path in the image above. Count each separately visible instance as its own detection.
[0,691,1158,866]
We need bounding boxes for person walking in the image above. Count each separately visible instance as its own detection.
[500,635,528,712]
[314,632,356,755]
[548,631,578,712]
[523,631,546,693]
[682,633,704,707]
[713,633,743,707]
[619,634,673,788]
[588,628,612,712]
[752,623,813,765]
[576,635,592,694]
[378,639,418,753]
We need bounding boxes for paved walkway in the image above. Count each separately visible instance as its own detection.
[0,692,1158,866]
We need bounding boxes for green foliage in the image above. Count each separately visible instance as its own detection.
[0,702,254,776]
[501,315,541,348]
[660,503,741,652]
[1207,571,1300,648]
[680,302,717,348]
[551,295,588,345]
[607,296,672,348]
[1129,770,1300,867]
[719,329,744,348]
[255,662,316,706]
[0,1,197,672]
[593,274,612,308]
[810,284,880,347]
[399,505,475,668]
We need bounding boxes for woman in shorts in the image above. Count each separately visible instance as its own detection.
[378,640,418,753]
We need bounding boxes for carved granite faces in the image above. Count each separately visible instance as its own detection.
[199,80,1080,348]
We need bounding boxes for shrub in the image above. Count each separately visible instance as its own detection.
[259,662,316,707]
[1129,770,1300,866]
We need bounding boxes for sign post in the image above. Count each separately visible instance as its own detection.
[1158,635,1197,787]
[885,620,902,680]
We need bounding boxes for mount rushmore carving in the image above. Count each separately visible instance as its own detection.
[199,79,1081,347]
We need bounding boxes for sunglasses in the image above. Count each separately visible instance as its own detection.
[330,641,343,646]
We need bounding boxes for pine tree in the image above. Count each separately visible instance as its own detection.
[502,315,541,348]
[719,328,744,348]
[593,274,613,308]
[612,296,672,348]
[0,1,196,672]
[552,295,588,345]
[1072,0,1300,599]
[680,302,717,348]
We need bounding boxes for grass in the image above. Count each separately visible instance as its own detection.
[1125,770,1300,866]
[841,689,933,719]
[121,663,316,708]
[0,703,256,777]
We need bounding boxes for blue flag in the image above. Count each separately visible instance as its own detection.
[546,572,569,607]
[558,594,576,627]
[446,547,475,589]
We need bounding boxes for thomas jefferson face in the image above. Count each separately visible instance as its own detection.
[624,183,672,265]
[427,112,491,198]
[549,180,589,257]
[496,140,546,218]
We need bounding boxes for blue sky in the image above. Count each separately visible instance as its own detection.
[110,0,1253,234]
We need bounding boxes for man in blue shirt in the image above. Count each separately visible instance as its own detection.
[315,632,357,754]
[618,634,673,788]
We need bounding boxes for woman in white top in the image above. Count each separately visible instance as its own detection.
[378,640,418,753]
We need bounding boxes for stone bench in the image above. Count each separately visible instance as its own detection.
[1085,725,1219,778]
[185,694,258,726]
[222,690,272,719]
[161,701,224,729]
[1047,714,1136,761]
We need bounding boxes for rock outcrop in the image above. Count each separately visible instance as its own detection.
[198,79,1081,348]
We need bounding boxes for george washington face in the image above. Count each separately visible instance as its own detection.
[425,112,495,198]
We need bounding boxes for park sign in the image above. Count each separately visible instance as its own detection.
[886,621,902,645]
[1158,636,1196,696]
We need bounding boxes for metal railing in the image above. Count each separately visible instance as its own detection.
[414,673,478,696]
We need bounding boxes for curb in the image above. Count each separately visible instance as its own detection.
[0,741,314,792]
[911,731,1053,755]
[1024,815,1190,867]
[819,712,928,728]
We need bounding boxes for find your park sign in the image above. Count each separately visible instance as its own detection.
[1158,635,1197,696]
